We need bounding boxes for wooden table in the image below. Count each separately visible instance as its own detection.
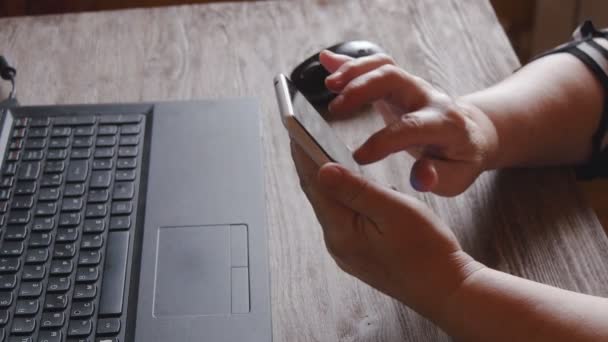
[2,0,608,340]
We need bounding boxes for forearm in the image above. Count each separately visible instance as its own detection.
[436,266,608,341]
[462,53,603,169]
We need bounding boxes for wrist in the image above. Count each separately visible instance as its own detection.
[397,250,486,322]
[455,97,503,171]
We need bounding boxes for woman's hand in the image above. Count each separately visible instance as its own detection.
[290,142,483,318]
[320,50,499,196]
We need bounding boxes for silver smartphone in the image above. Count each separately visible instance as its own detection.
[274,73,360,173]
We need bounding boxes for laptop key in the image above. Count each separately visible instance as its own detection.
[62,198,83,212]
[70,301,94,318]
[80,235,102,249]
[55,116,96,126]
[14,118,29,128]
[11,196,34,210]
[29,117,51,127]
[17,162,40,181]
[26,235,50,252]
[73,137,93,148]
[64,184,85,197]
[14,182,36,195]
[38,188,60,201]
[0,275,17,289]
[119,135,139,146]
[94,148,114,159]
[109,217,130,231]
[40,174,62,187]
[116,158,136,169]
[24,139,45,150]
[0,189,10,200]
[51,127,71,137]
[67,319,92,337]
[75,267,99,283]
[90,171,111,189]
[24,249,48,264]
[99,232,129,316]
[48,138,69,149]
[113,182,134,200]
[10,316,36,334]
[12,128,25,139]
[78,250,101,266]
[32,217,54,232]
[47,277,71,293]
[53,244,76,259]
[118,146,138,157]
[73,126,95,136]
[34,202,57,217]
[111,202,132,215]
[85,204,107,218]
[44,161,65,174]
[83,219,104,234]
[6,151,20,162]
[4,226,27,241]
[0,177,14,188]
[47,149,67,160]
[97,125,118,135]
[0,310,8,325]
[14,299,39,316]
[73,284,96,300]
[56,228,78,243]
[0,258,20,273]
[50,260,73,276]
[71,148,92,159]
[121,124,141,135]
[96,136,116,147]
[0,292,12,307]
[59,213,81,227]
[96,318,120,335]
[87,190,109,203]
[40,312,65,329]
[44,294,68,311]
[27,128,48,138]
[21,265,45,280]
[22,150,44,161]
[92,159,113,170]
[67,160,89,183]
[3,163,17,176]
[9,139,23,150]
[37,330,62,342]
[7,211,30,225]
[99,114,142,124]
[18,282,42,298]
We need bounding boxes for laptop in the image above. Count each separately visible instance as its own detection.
[0,99,272,342]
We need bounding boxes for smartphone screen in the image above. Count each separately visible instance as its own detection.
[285,77,361,172]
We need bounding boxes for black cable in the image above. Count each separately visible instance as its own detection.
[0,55,16,101]
[8,78,15,100]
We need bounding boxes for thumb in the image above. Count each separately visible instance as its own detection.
[318,163,399,222]
[411,158,473,197]
[319,50,353,73]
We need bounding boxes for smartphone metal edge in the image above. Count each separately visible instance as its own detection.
[274,74,333,166]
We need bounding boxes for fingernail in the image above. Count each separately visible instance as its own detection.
[327,71,342,81]
[319,164,343,188]
[328,95,344,112]
[410,175,426,192]
[353,147,365,162]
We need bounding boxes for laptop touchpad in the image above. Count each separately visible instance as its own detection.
[153,225,250,317]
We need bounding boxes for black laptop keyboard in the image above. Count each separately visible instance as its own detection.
[0,114,145,342]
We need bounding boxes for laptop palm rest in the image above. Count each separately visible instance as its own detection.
[153,225,250,317]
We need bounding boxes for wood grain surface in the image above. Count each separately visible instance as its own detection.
[2,1,608,341]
